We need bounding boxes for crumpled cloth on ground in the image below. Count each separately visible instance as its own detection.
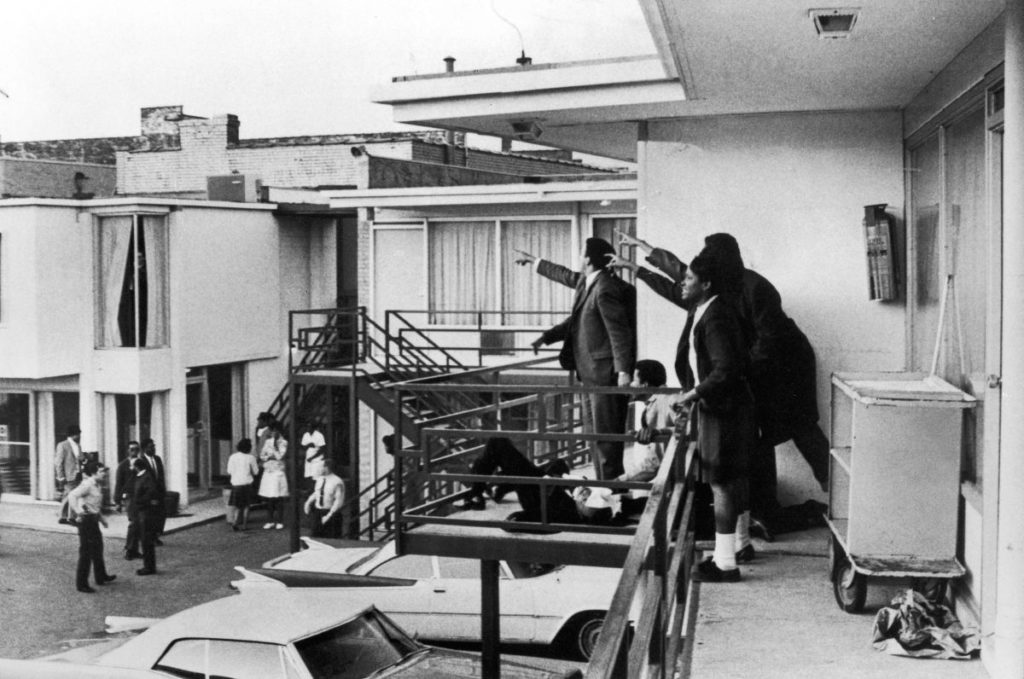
[872,589,980,659]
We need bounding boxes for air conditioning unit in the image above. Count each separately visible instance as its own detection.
[207,174,261,202]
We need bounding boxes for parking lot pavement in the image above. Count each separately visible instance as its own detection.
[0,521,586,675]
[0,519,293,660]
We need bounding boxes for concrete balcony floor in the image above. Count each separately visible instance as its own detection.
[687,526,987,678]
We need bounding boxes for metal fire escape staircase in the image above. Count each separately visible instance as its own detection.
[267,307,555,541]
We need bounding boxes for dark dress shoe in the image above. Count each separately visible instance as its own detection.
[77,586,97,593]
[136,568,156,576]
[125,551,142,560]
[154,538,164,546]
[98,575,117,584]
[736,544,756,563]
[692,557,741,583]
[457,496,486,510]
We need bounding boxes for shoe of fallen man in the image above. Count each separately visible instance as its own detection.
[735,544,756,563]
[136,568,156,576]
[692,556,741,583]
[457,496,486,510]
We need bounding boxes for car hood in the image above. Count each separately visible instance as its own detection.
[384,647,581,679]
[268,545,379,572]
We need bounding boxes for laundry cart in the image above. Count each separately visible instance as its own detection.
[826,372,976,612]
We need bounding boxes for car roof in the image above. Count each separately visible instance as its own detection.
[99,592,385,667]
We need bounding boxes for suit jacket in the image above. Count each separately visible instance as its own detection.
[538,261,636,385]
[113,457,138,506]
[643,248,818,433]
[141,453,166,497]
[677,297,752,416]
[54,439,80,485]
[132,470,161,516]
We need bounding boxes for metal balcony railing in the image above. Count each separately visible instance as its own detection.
[390,380,698,679]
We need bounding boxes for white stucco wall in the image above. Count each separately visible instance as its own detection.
[0,205,91,378]
[175,206,281,368]
[640,110,906,500]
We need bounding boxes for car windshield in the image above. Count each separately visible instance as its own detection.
[294,609,421,679]
[506,562,560,578]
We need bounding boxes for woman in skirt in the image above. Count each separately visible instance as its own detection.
[258,423,289,529]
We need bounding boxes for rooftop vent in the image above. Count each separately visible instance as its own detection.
[810,8,859,39]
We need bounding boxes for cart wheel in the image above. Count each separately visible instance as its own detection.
[910,578,947,604]
[827,534,838,577]
[833,556,867,613]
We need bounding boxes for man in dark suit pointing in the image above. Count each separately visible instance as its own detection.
[528,238,637,479]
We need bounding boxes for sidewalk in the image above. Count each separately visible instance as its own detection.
[0,495,227,538]
[685,526,988,679]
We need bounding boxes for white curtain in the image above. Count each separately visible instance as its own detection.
[501,220,573,326]
[593,217,637,285]
[142,215,168,346]
[428,221,496,325]
[98,216,133,347]
[909,135,942,369]
[946,106,987,383]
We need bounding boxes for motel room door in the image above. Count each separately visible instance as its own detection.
[372,224,425,347]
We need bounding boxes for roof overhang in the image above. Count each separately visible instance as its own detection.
[323,178,637,210]
[374,1,1006,161]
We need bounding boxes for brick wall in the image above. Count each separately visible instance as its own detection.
[0,159,117,198]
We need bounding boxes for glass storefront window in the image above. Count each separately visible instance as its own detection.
[0,392,31,495]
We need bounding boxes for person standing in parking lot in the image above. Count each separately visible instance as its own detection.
[304,458,345,538]
[114,441,143,560]
[258,422,289,530]
[55,425,82,524]
[68,461,116,592]
[140,438,167,544]
[132,457,161,576]
[227,438,259,531]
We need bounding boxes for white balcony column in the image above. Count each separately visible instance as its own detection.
[995,0,1024,677]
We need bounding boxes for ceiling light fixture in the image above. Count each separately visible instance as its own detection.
[810,8,859,39]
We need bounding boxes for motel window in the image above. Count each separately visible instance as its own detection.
[95,214,168,348]
[907,95,993,487]
[427,218,573,327]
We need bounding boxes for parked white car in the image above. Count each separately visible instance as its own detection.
[232,538,634,660]
[0,591,579,679]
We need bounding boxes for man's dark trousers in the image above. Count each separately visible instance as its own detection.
[75,515,109,588]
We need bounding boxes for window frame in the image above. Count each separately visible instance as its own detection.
[92,209,170,349]
[903,67,1004,492]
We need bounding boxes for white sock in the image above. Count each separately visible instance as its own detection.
[713,532,737,570]
[735,511,751,551]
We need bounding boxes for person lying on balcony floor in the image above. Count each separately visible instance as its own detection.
[459,437,620,525]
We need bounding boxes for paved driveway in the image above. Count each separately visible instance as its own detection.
[0,521,584,675]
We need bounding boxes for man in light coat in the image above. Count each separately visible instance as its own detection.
[55,425,82,523]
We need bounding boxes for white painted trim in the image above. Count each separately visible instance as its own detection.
[0,197,277,211]
[373,56,671,104]
[326,180,637,209]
